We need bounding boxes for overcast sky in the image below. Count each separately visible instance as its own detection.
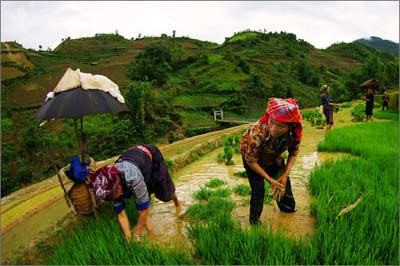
[1,1,398,50]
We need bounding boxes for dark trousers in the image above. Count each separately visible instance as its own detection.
[382,102,389,110]
[243,158,296,225]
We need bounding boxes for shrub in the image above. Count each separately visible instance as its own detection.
[351,103,365,122]
[302,108,325,127]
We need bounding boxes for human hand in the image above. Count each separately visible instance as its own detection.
[270,179,285,201]
[131,225,144,242]
[276,175,288,187]
[269,179,284,189]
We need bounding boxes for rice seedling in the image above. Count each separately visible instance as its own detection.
[374,109,399,121]
[194,187,231,201]
[233,184,251,196]
[205,178,226,188]
[45,121,398,265]
[186,197,236,222]
[309,121,398,264]
[233,170,247,178]
[46,202,194,265]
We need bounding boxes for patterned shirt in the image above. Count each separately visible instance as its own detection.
[240,121,300,169]
[112,160,150,213]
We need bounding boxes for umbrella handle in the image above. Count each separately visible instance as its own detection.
[73,119,81,149]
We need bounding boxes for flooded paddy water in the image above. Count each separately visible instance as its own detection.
[2,111,357,261]
[148,121,347,245]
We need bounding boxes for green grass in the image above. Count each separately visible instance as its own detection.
[173,94,228,109]
[180,111,216,127]
[205,178,226,188]
[227,32,261,43]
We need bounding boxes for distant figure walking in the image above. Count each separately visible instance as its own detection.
[364,88,374,121]
[320,84,338,132]
[382,91,389,111]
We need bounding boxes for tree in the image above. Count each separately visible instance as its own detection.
[128,45,172,86]
[246,73,264,97]
[125,81,181,141]
[172,30,176,38]
[296,60,320,86]
[286,87,294,98]
[362,52,384,80]
[38,45,42,50]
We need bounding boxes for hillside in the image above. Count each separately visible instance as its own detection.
[1,30,399,197]
[353,36,399,54]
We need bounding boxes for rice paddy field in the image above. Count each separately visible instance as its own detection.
[4,108,399,265]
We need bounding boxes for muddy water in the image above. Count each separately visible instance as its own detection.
[1,122,352,259]
[147,123,346,243]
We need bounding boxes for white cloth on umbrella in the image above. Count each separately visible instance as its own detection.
[51,68,125,103]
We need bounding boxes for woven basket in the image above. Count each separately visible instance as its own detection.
[68,183,94,215]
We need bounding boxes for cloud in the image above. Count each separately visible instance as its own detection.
[1,1,398,50]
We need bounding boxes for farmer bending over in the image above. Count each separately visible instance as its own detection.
[240,98,303,225]
[88,144,180,242]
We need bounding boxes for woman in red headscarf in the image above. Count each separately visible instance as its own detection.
[240,98,303,225]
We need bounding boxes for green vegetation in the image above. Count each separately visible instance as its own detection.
[194,187,232,201]
[205,178,226,188]
[310,121,398,264]
[2,30,399,196]
[302,108,325,127]
[350,103,365,122]
[233,184,251,196]
[18,119,398,264]
[374,109,399,121]
[234,170,247,178]
[45,203,194,265]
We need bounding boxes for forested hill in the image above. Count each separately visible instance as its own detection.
[1,30,399,196]
[353,36,399,54]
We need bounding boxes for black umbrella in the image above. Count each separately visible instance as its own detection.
[35,87,129,120]
[34,87,130,216]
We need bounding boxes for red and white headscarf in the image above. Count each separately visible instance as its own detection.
[259,98,303,142]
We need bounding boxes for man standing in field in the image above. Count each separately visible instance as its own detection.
[240,98,303,225]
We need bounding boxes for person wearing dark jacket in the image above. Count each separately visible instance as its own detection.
[320,84,338,132]
[382,91,389,111]
[364,88,374,121]
[89,144,180,242]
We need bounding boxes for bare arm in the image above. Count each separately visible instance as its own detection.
[117,210,132,241]
[277,154,297,186]
[132,208,150,235]
[247,161,283,188]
